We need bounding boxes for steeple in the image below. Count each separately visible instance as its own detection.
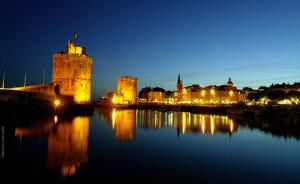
[227,77,233,87]
[176,73,183,91]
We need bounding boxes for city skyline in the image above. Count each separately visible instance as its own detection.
[1,0,300,99]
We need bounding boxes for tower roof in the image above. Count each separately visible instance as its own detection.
[177,73,181,83]
[227,77,233,85]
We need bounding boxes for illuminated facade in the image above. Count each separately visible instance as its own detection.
[113,76,137,104]
[148,91,165,102]
[52,40,92,104]
[178,77,247,104]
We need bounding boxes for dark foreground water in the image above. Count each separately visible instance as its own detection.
[1,108,300,183]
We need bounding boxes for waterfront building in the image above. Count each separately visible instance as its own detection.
[52,40,93,104]
[139,87,165,103]
[138,86,152,101]
[148,89,165,103]
[175,77,246,104]
[113,76,137,104]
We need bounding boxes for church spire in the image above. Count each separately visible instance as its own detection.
[176,73,183,91]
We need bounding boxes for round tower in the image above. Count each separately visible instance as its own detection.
[117,76,137,104]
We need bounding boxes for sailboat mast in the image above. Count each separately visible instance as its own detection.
[24,70,27,87]
[42,69,45,85]
[2,71,5,89]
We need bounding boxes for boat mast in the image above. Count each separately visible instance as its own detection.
[42,68,45,85]
[24,69,27,87]
[1,71,5,89]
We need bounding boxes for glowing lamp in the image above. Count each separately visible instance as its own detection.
[54,99,60,107]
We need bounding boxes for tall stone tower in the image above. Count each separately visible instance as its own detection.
[114,76,137,104]
[52,39,93,104]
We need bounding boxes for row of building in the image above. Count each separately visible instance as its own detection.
[109,74,247,105]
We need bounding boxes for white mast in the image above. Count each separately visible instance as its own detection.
[24,69,27,87]
[42,68,45,85]
[1,71,5,89]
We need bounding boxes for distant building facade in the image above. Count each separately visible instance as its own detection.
[180,78,247,104]
[138,87,166,103]
[52,40,92,104]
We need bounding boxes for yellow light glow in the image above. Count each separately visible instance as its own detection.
[54,99,60,107]
[229,90,233,96]
[74,92,88,104]
[278,99,292,105]
[201,90,206,97]
[201,116,205,134]
[210,89,215,95]
[54,115,58,124]
[112,109,116,129]
[210,115,214,134]
[230,120,234,132]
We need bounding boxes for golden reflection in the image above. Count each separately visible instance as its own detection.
[172,112,236,136]
[110,109,136,141]
[112,109,116,130]
[230,119,234,133]
[98,109,237,140]
[210,115,215,135]
[47,116,89,177]
[201,115,205,134]
[182,112,186,134]
[54,115,58,124]
[14,116,90,177]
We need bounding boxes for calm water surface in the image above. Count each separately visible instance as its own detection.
[1,109,300,183]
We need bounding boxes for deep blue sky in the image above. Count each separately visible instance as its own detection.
[1,0,300,98]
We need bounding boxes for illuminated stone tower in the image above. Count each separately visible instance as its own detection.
[114,76,137,104]
[52,39,93,104]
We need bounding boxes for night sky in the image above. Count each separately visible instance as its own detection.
[1,0,300,99]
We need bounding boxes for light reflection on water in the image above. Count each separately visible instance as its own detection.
[14,116,90,177]
[2,109,300,183]
[99,109,237,141]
